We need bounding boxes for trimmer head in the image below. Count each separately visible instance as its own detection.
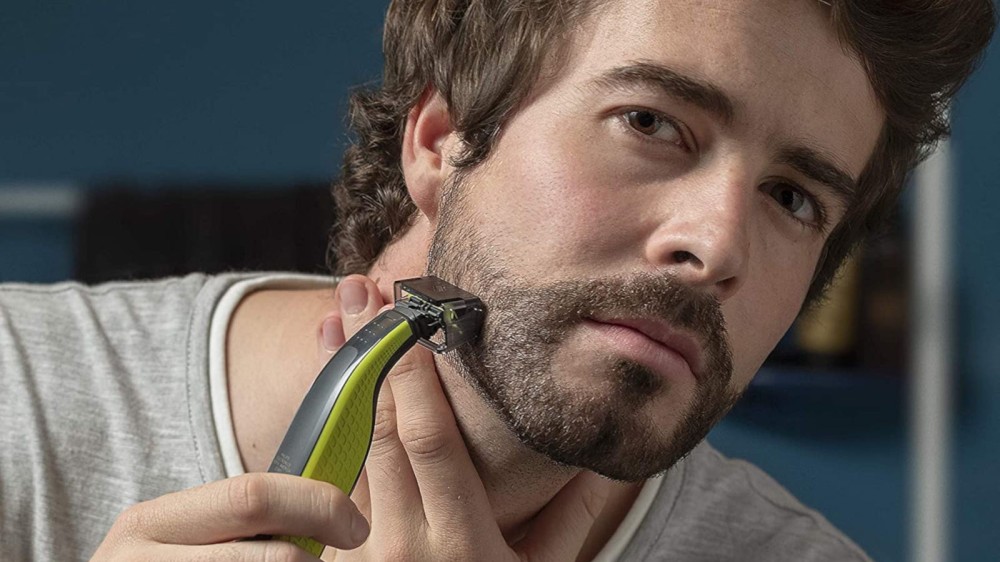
[393,276,484,352]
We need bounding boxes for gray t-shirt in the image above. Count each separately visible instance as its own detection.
[0,275,871,561]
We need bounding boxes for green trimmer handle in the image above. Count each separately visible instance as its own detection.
[268,308,418,556]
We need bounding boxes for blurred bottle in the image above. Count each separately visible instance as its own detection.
[794,252,861,368]
[857,220,909,375]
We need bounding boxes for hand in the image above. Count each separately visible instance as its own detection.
[91,472,370,561]
[325,274,613,561]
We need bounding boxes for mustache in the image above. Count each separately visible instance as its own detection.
[476,270,734,380]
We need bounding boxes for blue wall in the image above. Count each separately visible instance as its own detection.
[2,2,998,561]
[952,40,1000,562]
[1,0,386,183]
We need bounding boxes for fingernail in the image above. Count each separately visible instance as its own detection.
[321,316,343,351]
[350,512,370,545]
[340,279,367,315]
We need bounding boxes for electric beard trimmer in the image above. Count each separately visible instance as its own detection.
[264,276,484,556]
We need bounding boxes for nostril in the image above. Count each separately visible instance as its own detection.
[673,250,696,264]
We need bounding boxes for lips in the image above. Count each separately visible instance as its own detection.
[586,316,705,378]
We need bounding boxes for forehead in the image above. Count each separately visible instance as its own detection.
[559,0,883,177]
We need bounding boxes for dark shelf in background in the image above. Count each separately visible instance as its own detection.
[74,183,335,283]
[730,365,905,439]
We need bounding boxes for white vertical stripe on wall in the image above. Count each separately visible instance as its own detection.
[911,137,954,562]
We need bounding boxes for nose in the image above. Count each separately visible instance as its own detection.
[644,173,751,301]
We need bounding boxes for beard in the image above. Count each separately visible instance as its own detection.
[425,176,742,482]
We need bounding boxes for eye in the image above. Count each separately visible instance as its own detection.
[623,110,686,147]
[764,180,822,227]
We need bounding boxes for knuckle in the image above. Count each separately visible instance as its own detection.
[227,474,273,525]
[398,422,454,466]
[371,399,399,449]
[315,483,351,524]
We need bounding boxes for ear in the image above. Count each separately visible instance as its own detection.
[401,89,457,224]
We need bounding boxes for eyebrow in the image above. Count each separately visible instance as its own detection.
[589,61,858,208]
[778,145,858,209]
[590,61,736,126]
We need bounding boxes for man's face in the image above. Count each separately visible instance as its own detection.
[426,0,882,481]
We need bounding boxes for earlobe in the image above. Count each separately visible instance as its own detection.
[401,89,456,223]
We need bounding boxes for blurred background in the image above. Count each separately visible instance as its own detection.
[1,2,997,560]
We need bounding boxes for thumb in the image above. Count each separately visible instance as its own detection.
[337,275,388,337]
[515,471,613,561]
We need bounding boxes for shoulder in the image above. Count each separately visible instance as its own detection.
[0,273,209,321]
[0,273,260,377]
[626,442,872,562]
[0,273,255,560]
[0,273,249,336]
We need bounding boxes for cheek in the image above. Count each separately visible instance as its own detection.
[468,121,641,275]
[724,244,816,388]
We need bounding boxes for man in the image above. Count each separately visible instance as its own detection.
[2,0,994,560]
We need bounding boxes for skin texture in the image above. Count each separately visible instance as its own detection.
[94,1,885,560]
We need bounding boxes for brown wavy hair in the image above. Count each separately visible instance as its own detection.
[330,0,995,304]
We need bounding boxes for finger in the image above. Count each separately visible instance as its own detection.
[320,312,345,353]
[515,471,613,561]
[385,329,496,533]
[127,473,370,550]
[337,275,425,526]
[149,540,322,561]
[336,275,387,334]
[366,374,426,528]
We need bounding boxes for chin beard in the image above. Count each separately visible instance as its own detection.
[426,179,740,481]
